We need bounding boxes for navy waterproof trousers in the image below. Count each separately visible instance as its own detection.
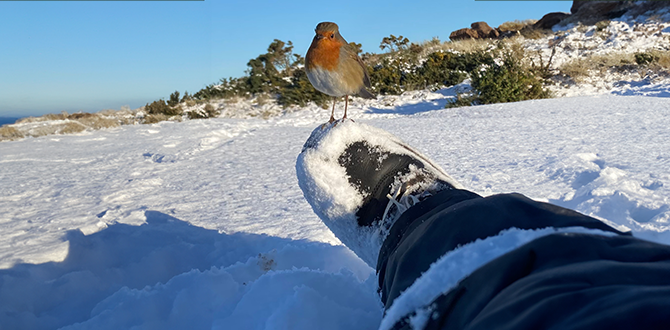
[379,189,670,330]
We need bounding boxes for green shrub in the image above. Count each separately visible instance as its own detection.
[168,91,180,107]
[416,51,495,89]
[368,48,496,95]
[180,91,192,102]
[187,104,221,119]
[189,35,552,114]
[277,68,330,107]
[194,77,247,100]
[204,104,219,117]
[416,52,467,88]
[380,35,410,52]
[369,58,407,94]
[242,39,299,95]
[635,52,659,66]
[145,99,182,116]
[470,48,550,104]
[349,42,363,55]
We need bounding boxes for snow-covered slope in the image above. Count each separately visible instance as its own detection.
[1,88,670,329]
[529,14,670,97]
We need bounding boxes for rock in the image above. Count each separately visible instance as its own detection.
[533,12,571,30]
[567,1,631,25]
[471,21,499,39]
[570,0,589,14]
[449,28,479,41]
[449,22,499,41]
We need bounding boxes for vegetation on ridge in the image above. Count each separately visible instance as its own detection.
[5,15,670,142]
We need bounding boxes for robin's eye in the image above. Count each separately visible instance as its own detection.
[330,34,335,38]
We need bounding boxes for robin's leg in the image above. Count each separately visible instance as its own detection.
[329,97,336,123]
[343,95,349,120]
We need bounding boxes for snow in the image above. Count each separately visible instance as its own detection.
[527,18,670,98]
[2,13,670,328]
[2,91,670,329]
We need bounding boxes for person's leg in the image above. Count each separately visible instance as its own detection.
[376,190,628,309]
[395,233,670,330]
[297,121,670,330]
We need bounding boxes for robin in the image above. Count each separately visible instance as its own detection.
[305,22,375,123]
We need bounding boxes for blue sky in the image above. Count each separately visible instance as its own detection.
[0,0,570,117]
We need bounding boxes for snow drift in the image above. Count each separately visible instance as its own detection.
[1,92,670,329]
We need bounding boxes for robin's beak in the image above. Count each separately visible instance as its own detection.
[315,34,324,40]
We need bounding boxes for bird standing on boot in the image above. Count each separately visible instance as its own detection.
[305,22,375,123]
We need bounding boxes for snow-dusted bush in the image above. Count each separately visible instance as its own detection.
[418,51,495,88]
[186,104,221,119]
[277,68,330,108]
[145,99,182,116]
[635,50,670,70]
[467,44,551,105]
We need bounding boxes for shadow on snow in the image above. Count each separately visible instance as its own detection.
[0,211,373,330]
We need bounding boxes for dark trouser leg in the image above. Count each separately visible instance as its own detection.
[379,189,670,330]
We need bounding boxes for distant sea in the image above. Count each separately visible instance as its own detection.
[0,117,20,126]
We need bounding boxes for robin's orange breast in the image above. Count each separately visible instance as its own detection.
[306,38,342,72]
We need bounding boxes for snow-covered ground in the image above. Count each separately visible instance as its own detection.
[3,10,670,329]
[529,11,670,97]
[1,87,670,329]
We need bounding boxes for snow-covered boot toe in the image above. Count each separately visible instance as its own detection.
[296,120,462,267]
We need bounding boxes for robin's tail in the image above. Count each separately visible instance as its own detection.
[358,88,376,99]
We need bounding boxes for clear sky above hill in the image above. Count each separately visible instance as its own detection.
[0,0,569,117]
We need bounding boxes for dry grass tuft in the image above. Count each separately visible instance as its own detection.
[15,111,71,124]
[654,54,670,70]
[0,126,24,141]
[559,52,636,82]
[639,50,670,71]
[498,19,537,33]
[440,38,495,54]
[97,109,119,116]
[67,112,93,120]
[76,115,120,130]
[520,27,553,40]
[22,121,86,138]
[57,122,87,134]
[143,114,169,124]
[104,109,139,125]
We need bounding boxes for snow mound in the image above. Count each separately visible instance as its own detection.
[0,211,379,330]
[1,91,670,329]
[545,152,670,243]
